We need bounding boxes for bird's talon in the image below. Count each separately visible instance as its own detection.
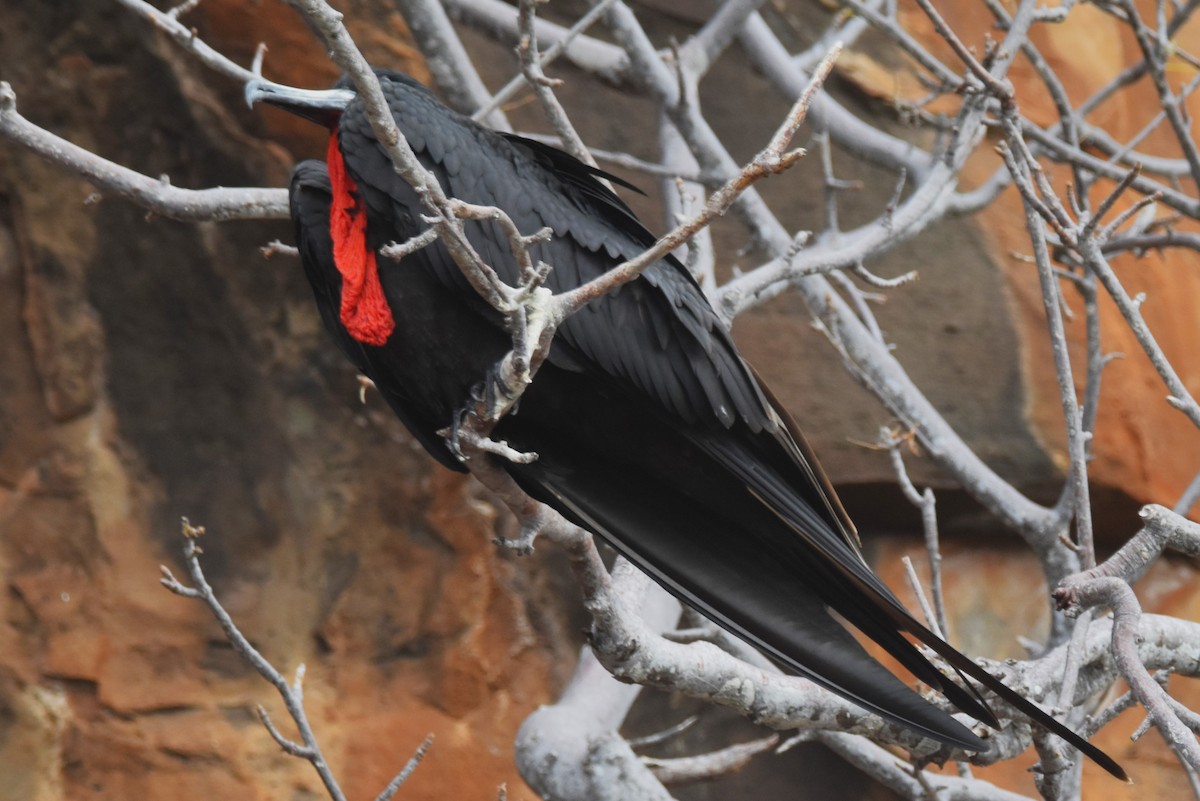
[494,535,536,555]
[438,420,471,463]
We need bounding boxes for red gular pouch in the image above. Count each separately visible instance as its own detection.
[325,133,395,346]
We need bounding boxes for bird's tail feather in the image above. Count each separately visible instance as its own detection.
[509,453,991,752]
[741,461,1128,781]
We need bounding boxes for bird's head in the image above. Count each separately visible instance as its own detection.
[244,77,355,129]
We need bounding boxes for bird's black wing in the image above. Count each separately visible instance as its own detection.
[338,78,874,550]
[337,82,983,733]
[329,73,1124,776]
[498,132,647,200]
[338,76,781,445]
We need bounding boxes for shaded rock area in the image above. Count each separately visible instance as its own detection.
[0,1,1196,800]
[0,3,571,799]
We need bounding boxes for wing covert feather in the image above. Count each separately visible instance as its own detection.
[337,73,772,434]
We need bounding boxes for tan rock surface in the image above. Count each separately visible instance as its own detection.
[0,3,565,800]
[843,0,1200,515]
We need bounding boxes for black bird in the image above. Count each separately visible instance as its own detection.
[249,70,1123,778]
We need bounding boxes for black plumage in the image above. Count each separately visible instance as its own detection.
[257,70,1123,778]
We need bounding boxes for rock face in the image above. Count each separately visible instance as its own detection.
[0,3,573,799]
[0,1,1196,800]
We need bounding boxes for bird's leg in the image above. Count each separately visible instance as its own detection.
[480,362,522,421]
[440,378,491,462]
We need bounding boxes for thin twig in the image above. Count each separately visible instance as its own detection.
[883,427,950,640]
[161,520,433,801]
[1004,119,1097,569]
[161,521,345,801]
[642,734,779,785]
[473,0,618,123]
[554,45,841,316]
[374,735,435,801]
[515,0,596,167]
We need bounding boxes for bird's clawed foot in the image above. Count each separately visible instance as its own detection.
[494,504,551,555]
[470,434,538,465]
[441,418,537,465]
[441,376,539,466]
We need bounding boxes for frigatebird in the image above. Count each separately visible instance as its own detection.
[248,69,1123,779]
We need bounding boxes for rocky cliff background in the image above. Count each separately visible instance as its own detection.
[1,1,1198,799]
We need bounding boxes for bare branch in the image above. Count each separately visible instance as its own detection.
[374,735,434,801]
[115,0,256,83]
[0,83,287,221]
[883,427,950,641]
[260,240,300,259]
[1079,235,1200,428]
[472,0,618,124]
[1117,0,1200,187]
[552,45,840,317]
[1057,576,1200,771]
[1005,125,1097,568]
[395,0,511,130]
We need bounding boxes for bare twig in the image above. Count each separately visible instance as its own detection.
[1176,471,1200,516]
[1001,126,1097,569]
[374,735,435,801]
[116,0,256,83]
[553,45,840,316]
[514,0,596,167]
[160,519,432,800]
[260,240,300,259]
[625,715,699,748]
[882,427,950,640]
[473,0,618,123]
[1118,0,1200,188]
[642,734,779,785]
[1056,505,1200,772]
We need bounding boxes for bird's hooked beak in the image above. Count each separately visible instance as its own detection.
[244,78,355,128]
